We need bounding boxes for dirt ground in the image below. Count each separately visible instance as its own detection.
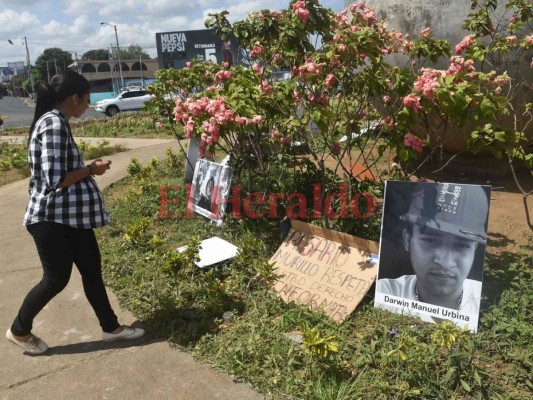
[324,152,533,260]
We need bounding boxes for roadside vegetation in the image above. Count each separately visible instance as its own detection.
[3,111,174,139]
[96,150,531,399]
[0,138,129,186]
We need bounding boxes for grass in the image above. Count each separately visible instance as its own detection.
[0,140,29,185]
[96,148,533,400]
[3,111,175,139]
[0,138,129,187]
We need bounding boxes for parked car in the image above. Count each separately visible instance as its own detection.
[95,87,153,116]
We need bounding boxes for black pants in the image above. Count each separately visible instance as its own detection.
[10,221,120,336]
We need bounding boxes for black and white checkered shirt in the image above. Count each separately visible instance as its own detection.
[23,109,110,228]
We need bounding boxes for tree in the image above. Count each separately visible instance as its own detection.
[118,44,150,60]
[34,48,73,84]
[81,49,111,61]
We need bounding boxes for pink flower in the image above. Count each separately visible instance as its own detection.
[382,116,393,129]
[252,63,263,76]
[292,0,305,11]
[235,116,250,126]
[249,44,265,58]
[259,80,273,95]
[420,27,432,39]
[214,70,232,83]
[252,115,263,125]
[293,1,310,23]
[309,92,329,105]
[281,136,292,146]
[270,129,280,139]
[510,15,518,24]
[324,74,335,87]
[184,121,195,139]
[414,68,445,98]
[454,35,474,55]
[403,132,425,153]
[361,9,377,25]
[185,62,192,68]
[402,94,422,111]
[295,7,310,23]
[350,2,366,13]
[525,34,533,46]
[383,95,390,104]
[155,122,163,130]
[272,53,282,62]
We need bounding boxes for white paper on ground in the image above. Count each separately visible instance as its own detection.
[176,236,240,268]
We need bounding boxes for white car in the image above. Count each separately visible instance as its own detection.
[95,87,153,116]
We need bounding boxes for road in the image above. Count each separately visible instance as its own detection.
[0,96,104,129]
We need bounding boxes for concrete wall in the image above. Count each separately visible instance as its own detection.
[357,1,475,49]
[343,1,533,148]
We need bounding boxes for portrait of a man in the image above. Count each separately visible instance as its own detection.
[374,181,491,332]
[190,159,232,225]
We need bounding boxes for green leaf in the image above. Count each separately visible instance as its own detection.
[494,131,506,142]
[443,367,456,383]
[461,379,472,392]
[474,369,481,386]
[399,148,410,161]
[311,110,321,123]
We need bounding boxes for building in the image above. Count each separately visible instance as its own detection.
[76,58,160,94]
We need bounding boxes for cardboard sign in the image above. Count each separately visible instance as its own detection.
[270,220,379,323]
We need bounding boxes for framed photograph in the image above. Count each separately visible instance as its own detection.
[190,159,232,226]
[374,181,491,333]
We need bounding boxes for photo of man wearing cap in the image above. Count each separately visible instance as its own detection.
[374,181,491,332]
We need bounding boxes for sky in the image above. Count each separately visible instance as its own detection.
[0,0,346,66]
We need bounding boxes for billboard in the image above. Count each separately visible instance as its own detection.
[155,29,236,69]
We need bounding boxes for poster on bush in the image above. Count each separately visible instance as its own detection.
[269,220,379,323]
[374,181,491,333]
[190,159,232,226]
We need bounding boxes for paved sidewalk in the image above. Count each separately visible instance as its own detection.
[0,138,263,400]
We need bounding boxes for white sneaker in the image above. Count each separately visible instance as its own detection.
[6,329,49,355]
[102,326,145,342]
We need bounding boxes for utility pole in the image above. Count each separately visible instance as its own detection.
[139,53,143,86]
[101,22,124,90]
[23,37,35,99]
[46,60,50,83]
[109,47,116,94]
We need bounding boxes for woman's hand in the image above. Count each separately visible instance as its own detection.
[88,159,112,176]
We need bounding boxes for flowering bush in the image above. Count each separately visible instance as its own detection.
[149,1,415,202]
[147,0,532,230]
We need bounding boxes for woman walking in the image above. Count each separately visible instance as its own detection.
[6,70,144,355]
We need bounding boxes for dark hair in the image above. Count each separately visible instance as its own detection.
[29,70,90,135]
